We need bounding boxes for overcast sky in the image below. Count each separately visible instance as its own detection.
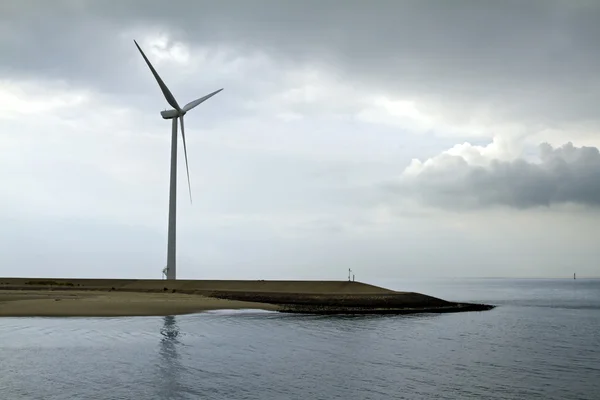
[1,0,600,281]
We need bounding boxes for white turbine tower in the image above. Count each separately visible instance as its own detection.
[134,40,223,280]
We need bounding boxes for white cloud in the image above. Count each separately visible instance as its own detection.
[404,136,526,176]
[397,141,600,210]
[0,80,90,118]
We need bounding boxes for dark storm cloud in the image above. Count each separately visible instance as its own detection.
[1,2,129,89]
[397,142,600,209]
[2,0,600,126]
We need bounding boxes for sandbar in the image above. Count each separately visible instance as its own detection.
[0,290,279,317]
[0,278,495,317]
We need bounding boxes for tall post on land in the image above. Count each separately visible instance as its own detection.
[166,117,178,280]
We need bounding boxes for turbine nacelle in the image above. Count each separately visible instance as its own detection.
[161,109,184,119]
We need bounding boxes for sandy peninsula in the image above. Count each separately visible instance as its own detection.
[0,290,279,317]
[0,278,494,317]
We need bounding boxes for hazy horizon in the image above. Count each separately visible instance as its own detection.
[2,1,600,280]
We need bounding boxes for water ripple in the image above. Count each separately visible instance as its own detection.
[1,280,600,399]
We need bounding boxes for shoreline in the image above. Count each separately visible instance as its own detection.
[0,278,495,317]
[0,290,280,317]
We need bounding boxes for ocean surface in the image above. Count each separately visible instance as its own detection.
[1,278,599,400]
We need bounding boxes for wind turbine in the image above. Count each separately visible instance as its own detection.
[134,40,223,280]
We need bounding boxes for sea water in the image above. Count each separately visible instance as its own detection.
[0,278,599,399]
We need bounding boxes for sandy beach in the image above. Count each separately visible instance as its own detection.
[0,279,387,317]
[0,278,494,317]
[0,290,279,317]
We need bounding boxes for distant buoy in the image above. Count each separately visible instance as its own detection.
[574,273,576,280]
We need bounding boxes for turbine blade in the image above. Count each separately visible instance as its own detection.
[134,40,181,111]
[179,116,193,204]
[182,88,224,112]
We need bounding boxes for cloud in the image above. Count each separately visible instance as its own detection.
[396,141,600,209]
[3,0,600,135]
[3,1,600,279]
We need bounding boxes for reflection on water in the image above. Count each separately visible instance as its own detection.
[156,316,182,399]
[161,316,180,342]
